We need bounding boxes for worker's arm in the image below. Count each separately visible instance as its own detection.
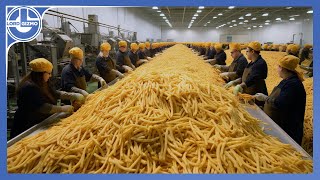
[90,74,107,87]
[38,103,74,114]
[56,90,84,102]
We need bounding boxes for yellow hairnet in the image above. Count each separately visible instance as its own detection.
[118,40,127,47]
[69,47,84,60]
[229,43,241,51]
[214,43,222,50]
[248,41,261,51]
[304,44,312,49]
[278,55,304,81]
[130,43,139,50]
[287,44,299,54]
[139,43,146,49]
[100,43,111,51]
[29,58,53,73]
[145,42,150,48]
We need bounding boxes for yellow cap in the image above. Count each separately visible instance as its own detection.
[151,43,158,49]
[130,43,139,50]
[205,42,211,47]
[287,44,299,54]
[139,43,146,49]
[145,42,150,48]
[214,43,222,50]
[29,58,53,73]
[100,43,111,51]
[248,41,261,51]
[304,44,312,49]
[69,47,84,60]
[118,40,127,47]
[229,43,241,51]
[278,55,304,81]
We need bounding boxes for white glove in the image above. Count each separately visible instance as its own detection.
[123,65,133,72]
[100,78,107,87]
[224,81,234,88]
[147,57,153,60]
[70,93,85,102]
[213,64,221,70]
[60,105,74,113]
[233,85,243,95]
[254,93,268,101]
[80,89,89,98]
[220,72,230,81]
[113,70,125,78]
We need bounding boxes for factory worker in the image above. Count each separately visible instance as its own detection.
[300,48,313,77]
[96,43,124,84]
[198,43,207,56]
[254,55,306,144]
[203,43,216,60]
[116,40,136,72]
[286,44,299,57]
[150,43,158,58]
[299,44,312,64]
[129,43,148,67]
[229,41,268,106]
[213,43,248,82]
[205,43,227,65]
[145,41,152,57]
[137,43,152,61]
[61,47,107,97]
[11,58,83,138]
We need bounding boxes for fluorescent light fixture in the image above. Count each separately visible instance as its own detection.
[197,10,202,13]
[265,23,270,25]
[152,6,158,10]
[207,21,211,23]
[290,15,300,17]
[276,18,281,21]
[265,20,270,22]
[213,16,217,19]
[259,25,263,27]
[160,13,165,16]
[285,7,292,9]
[199,6,205,9]
[307,10,313,14]
[233,24,237,26]
[289,18,295,20]
[251,17,257,20]
[204,24,207,26]
[253,26,257,28]
[239,22,244,24]
[227,22,231,24]
[229,26,233,27]
[163,17,167,19]
[192,17,197,19]
[248,27,251,29]
[228,6,235,9]
[232,20,236,22]
[218,13,223,16]
[157,10,161,13]
[194,13,199,17]
[245,13,252,16]
[191,20,194,22]
[244,20,248,22]
[239,16,244,19]
[262,13,269,16]
[216,27,219,29]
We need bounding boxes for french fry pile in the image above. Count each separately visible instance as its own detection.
[8,45,312,173]
[225,49,313,155]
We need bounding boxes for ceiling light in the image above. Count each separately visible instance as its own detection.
[197,10,202,13]
[259,25,263,27]
[289,18,295,20]
[285,7,292,9]
[227,22,231,24]
[163,17,167,19]
[253,26,257,28]
[229,26,233,27]
[233,24,237,26]
[152,6,158,10]
[213,16,217,19]
[218,13,223,16]
[239,16,244,19]
[160,13,165,16]
[265,20,270,22]
[262,13,269,16]
[199,6,205,9]
[216,27,219,29]
[307,10,313,14]
[244,20,248,22]
[248,27,251,29]
[204,24,207,26]
[239,22,244,24]
[290,15,300,17]
[192,17,196,19]
[232,20,236,22]
[228,6,235,9]
[276,18,281,21]
[265,23,270,25]
[191,20,194,22]
[207,21,211,23]
[157,10,161,13]
[245,13,251,16]
[251,17,257,20]
[194,13,199,17]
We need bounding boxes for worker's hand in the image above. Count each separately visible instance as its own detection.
[60,105,74,113]
[147,57,153,60]
[254,93,268,101]
[80,89,89,98]
[233,85,243,95]
[142,60,149,63]
[213,64,221,70]
[70,93,85,102]
[100,79,108,87]
[224,81,234,89]
[115,70,125,78]
[220,72,230,81]
[123,65,133,72]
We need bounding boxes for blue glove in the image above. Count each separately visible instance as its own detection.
[233,85,243,95]
[224,81,234,88]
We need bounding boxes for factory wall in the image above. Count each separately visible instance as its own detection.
[161,19,313,45]
[43,7,161,41]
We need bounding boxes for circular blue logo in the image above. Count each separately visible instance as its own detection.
[7,7,42,41]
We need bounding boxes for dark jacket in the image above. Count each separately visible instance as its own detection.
[61,63,92,92]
